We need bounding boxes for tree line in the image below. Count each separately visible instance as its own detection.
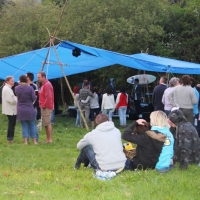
[0,0,200,104]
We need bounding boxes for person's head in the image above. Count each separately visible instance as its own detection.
[168,109,187,127]
[150,111,169,128]
[190,77,196,88]
[95,114,109,125]
[159,76,168,85]
[19,75,28,83]
[73,86,80,94]
[5,76,14,87]
[83,77,88,83]
[134,78,139,85]
[37,71,46,84]
[26,72,34,83]
[119,85,126,93]
[106,86,112,95]
[181,75,191,86]
[169,77,180,87]
[133,121,150,134]
[83,82,89,89]
[110,78,115,84]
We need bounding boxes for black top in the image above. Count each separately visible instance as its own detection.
[152,84,167,111]
[122,121,164,166]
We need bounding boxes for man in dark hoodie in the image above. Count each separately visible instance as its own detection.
[168,109,200,169]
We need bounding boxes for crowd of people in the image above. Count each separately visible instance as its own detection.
[75,74,200,176]
[73,77,129,128]
[1,72,54,144]
[1,73,200,174]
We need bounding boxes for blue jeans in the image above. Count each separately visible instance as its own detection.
[75,108,80,126]
[102,109,113,121]
[21,120,37,138]
[28,109,39,141]
[75,145,100,170]
[118,107,127,125]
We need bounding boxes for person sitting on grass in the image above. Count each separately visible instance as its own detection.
[75,114,126,171]
[122,111,174,171]
[168,109,200,170]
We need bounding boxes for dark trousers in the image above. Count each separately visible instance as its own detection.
[134,100,141,116]
[125,156,155,170]
[75,145,100,170]
[7,115,17,141]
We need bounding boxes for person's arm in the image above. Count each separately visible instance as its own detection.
[115,93,120,108]
[191,89,198,105]
[6,88,17,105]
[111,94,116,112]
[81,96,90,103]
[162,92,165,105]
[101,94,105,111]
[30,87,37,102]
[122,119,148,145]
[168,90,177,107]
[77,133,90,150]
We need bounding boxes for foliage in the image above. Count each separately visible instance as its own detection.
[0,107,200,199]
[0,0,61,57]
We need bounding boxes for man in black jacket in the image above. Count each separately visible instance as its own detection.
[132,78,142,118]
[152,76,167,111]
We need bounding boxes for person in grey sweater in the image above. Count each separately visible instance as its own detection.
[168,75,198,124]
[81,87,100,128]
[75,114,126,171]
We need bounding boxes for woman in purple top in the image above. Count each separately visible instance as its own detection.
[15,75,37,145]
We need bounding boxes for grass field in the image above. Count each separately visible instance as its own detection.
[0,107,200,200]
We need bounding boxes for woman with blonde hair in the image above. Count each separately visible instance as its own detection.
[149,111,174,172]
[2,76,17,143]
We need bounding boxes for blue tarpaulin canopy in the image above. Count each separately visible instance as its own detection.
[1,40,200,81]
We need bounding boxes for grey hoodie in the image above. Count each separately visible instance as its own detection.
[77,121,126,170]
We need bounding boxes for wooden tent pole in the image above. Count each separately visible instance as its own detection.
[51,40,89,130]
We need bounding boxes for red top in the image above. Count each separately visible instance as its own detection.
[39,79,54,110]
[116,93,128,109]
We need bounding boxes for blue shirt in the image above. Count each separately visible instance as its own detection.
[151,126,174,170]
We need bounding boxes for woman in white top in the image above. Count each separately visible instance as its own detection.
[101,86,115,121]
[2,76,17,143]
[162,77,179,116]
[81,87,100,128]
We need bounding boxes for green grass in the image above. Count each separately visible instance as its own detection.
[0,108,200,200]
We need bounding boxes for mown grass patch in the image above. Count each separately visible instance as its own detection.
[0,108,200,200]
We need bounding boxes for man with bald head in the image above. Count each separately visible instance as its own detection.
[75,114,126,171]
